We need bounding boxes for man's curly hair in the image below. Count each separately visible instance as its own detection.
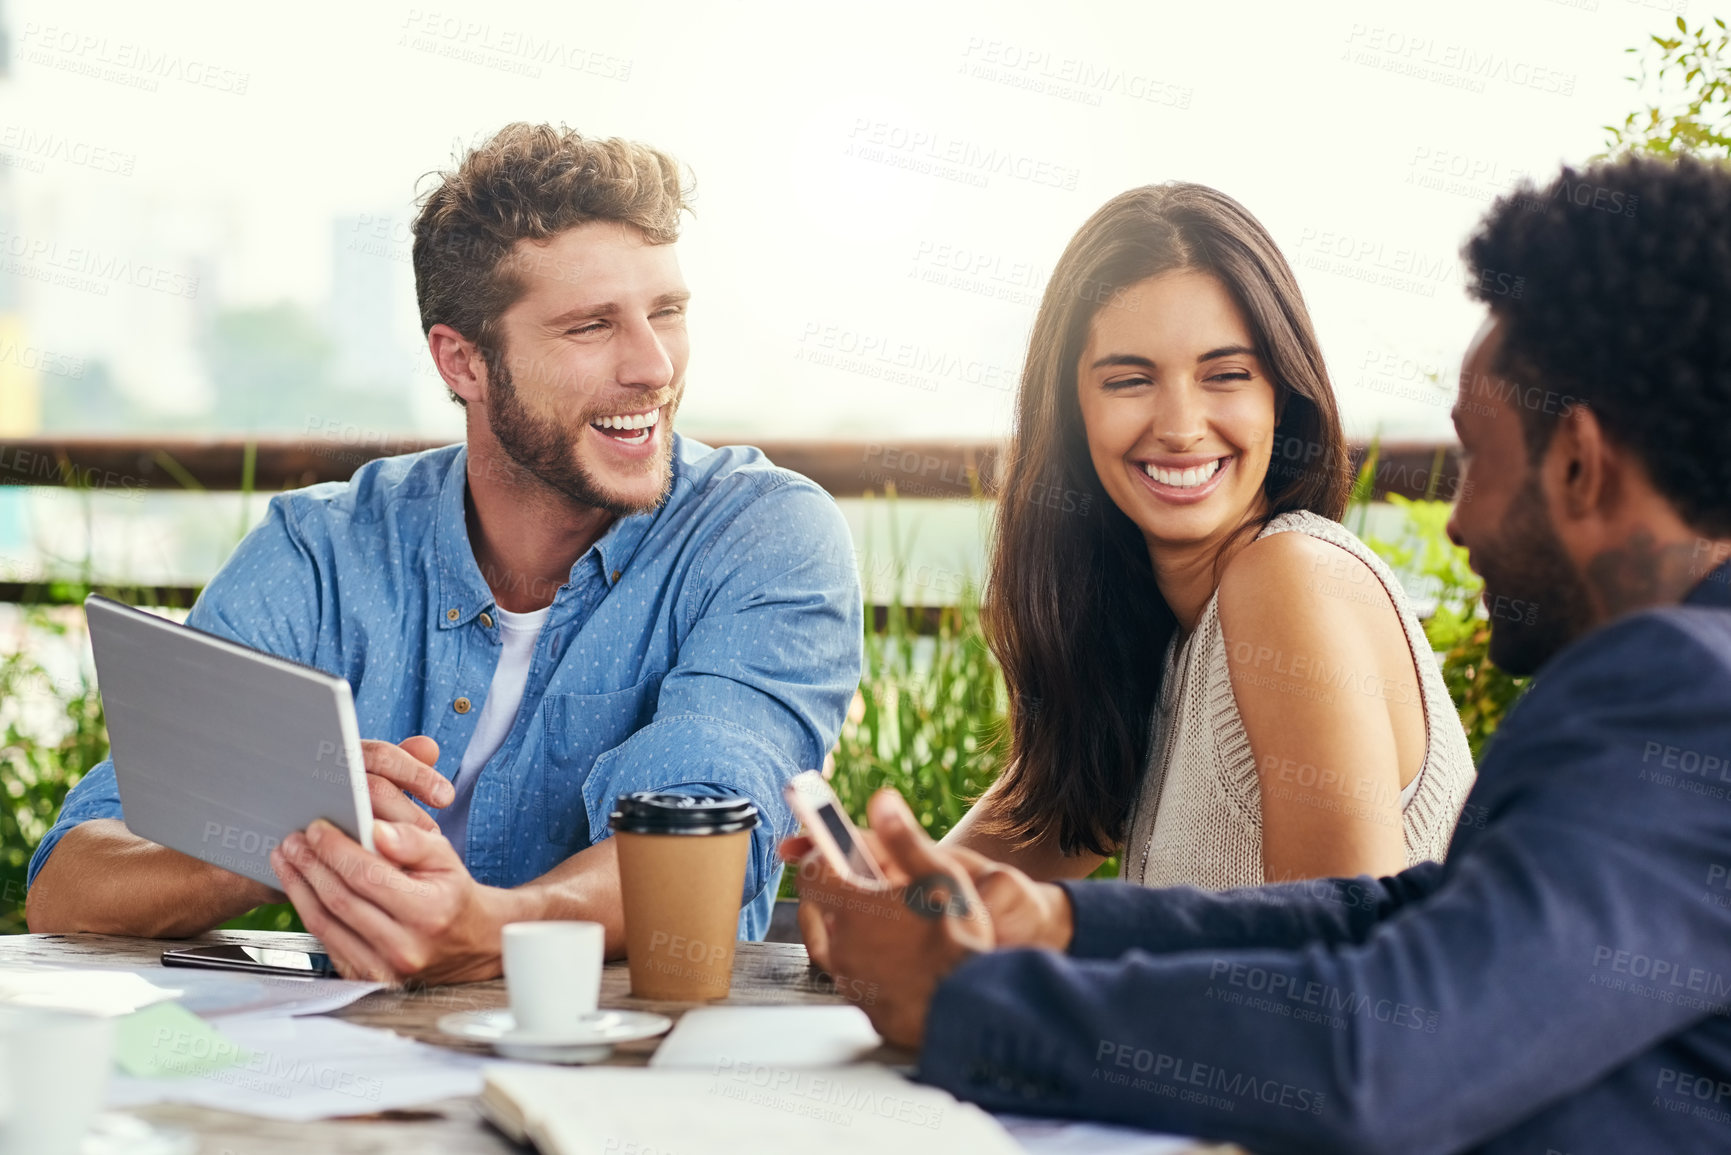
[1464,154,1731,536]
[411,122,692,405]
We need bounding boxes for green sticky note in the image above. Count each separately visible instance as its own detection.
[114,1002,249,1078]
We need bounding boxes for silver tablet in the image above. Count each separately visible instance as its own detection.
[83,593,374,889]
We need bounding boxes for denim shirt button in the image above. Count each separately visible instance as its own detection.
[454,696,472,714]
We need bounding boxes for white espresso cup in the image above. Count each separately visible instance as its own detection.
[502,921,605,1036]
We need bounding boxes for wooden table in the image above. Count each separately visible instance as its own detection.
[0,929,884,1153]
[0,930,1239,1154]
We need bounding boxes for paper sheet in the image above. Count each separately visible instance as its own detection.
[0,966,182,1016]
[649,1005,883,1070]
[114,1003,248,1078]
[0,962,383,1021]
[107,1015,490,1121]
[125,966,385,1020]
[999,1114,1219,1153]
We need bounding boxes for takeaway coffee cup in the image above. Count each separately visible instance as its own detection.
[610,791,760,1000]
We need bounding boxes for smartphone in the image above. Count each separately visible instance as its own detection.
[784,770,887,885]
[161,944,339,978]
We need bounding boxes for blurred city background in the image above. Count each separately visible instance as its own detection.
[0,0,1699,591]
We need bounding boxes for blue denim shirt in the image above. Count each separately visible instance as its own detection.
[28,436,863,939]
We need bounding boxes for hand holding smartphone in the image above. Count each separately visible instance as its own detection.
[784,771,886,886]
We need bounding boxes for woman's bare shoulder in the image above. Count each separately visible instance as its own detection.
[1216,527,1406,665]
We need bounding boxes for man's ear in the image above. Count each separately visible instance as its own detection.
[1551,401,1615,522]
[428,324,489,405]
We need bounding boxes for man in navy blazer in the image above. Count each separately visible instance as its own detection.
[786,154,1731,1154]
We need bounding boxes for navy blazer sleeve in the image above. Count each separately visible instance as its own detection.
[919,609,1731,1155]
[1059,863,1444,961]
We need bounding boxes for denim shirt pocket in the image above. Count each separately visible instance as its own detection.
[542,673,662,847]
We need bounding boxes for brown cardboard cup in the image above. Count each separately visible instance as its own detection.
[610,792,760,1000]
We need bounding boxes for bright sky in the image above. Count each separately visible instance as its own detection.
[0,0,1707,443]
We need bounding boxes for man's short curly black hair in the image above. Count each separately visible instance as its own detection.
[1464,154,1731,537]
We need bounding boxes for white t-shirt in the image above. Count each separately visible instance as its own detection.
[436,604,551,850]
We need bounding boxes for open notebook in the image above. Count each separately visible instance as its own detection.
[480,1065,1024,1155]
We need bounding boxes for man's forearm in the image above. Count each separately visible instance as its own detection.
[499,837,628,958]
[26,819,281,937]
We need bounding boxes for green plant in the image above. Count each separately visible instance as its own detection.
[1604,16,1731,161]
[777,494,1010,898]
[0,608,105,935]
[1364,495,1530,760]
[831,591,1006,834]
[830,496,1007,837]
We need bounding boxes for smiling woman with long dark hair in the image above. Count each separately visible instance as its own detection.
[943,184,1474,889]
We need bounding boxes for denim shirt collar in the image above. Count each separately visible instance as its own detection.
[432,442,671,630]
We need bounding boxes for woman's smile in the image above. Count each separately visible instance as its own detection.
[1131,454,1235,506]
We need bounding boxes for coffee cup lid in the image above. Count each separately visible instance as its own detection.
[609,791,761,835]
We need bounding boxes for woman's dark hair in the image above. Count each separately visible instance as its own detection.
[981,183,1349,857]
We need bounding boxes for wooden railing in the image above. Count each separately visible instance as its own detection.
[0,434,1459,499]
[0,436,1007,499]
[0,434,1461,608]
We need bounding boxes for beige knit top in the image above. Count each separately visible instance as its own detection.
[1121,509,1476,890]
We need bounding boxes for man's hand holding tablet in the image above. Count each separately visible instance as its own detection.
[272,731,542,986]
[271,736,625,987]
[67,595,542,986]
[266,732,499,984]
[271,810,510,985]
[359,736,452,831]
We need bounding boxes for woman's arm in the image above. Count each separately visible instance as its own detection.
[940,775,1107,881]
[1216,532,1428,883]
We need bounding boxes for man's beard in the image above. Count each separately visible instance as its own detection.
[1477,475,1595,677]
[484,354,676,518]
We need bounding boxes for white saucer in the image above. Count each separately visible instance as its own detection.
[437,1008,672,1063]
